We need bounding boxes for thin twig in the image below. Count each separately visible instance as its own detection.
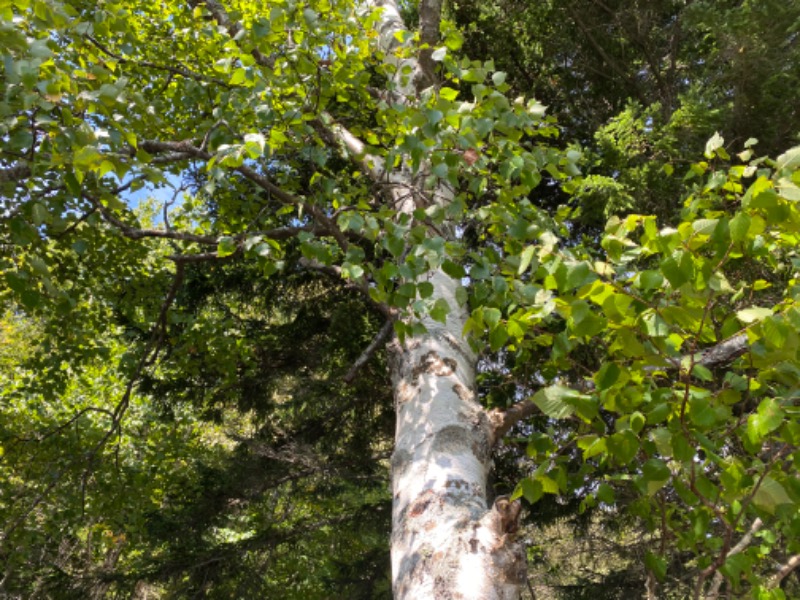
[343,319,395,382]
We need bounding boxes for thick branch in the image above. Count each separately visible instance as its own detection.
[695,333,748,368]
[490,333,751,442]
[417,0,443,89]
[311,115,386,182]
[487,400,539,445]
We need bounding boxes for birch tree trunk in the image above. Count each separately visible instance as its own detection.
[362,2,527,597]
[388,269,525,599]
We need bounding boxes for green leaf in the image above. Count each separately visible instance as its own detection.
[747,399,785,444]
[776,145,800,171]
[606,430,639,464]
[483,307,501,329]
[736,306,773,324]
[645,552,667,582]
[217,236,237,257]
[430,298,450,323]
[517,245,535,275]
[704,132,724,158]
[595,363,621,390]
[637,270,663,290]
[442,260,466,279]
[417,281,434,298]
[751,477,792,514]
[688,397,716,428]
[661,255,691,288]
[532,385,580,420]
[440,87,459,101]
[520,478,543,504]
[229,67,247,85]
[597,483,615,505]
[489,325,508,351]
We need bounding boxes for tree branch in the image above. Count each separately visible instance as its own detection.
[694,333,748,368]
[84,34,228,87]
[343,318,395,383]
[417,0,443,89]
[310,115,386,182]
[188,0,274,69]
[299,257,395,320]
[489,333,751,443]
[770,554,800,588]
[487,400,540,445]
[704,518,763,600]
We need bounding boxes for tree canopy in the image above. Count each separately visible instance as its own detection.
[1,0,799,598]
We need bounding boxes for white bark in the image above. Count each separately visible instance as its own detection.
[357,2,527,596]
[388,271,525,600]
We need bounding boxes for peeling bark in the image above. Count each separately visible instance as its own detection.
[356,2,527,596]
[388,271,525,600]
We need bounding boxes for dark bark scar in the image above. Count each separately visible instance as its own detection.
[413,350,457,378]
[408,490,436,518]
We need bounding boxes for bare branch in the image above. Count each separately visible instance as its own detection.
[344,319,395,383]
[705,518,763,600]
[770,554,800,588]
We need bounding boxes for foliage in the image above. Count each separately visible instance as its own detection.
[1,0,799,598]
[507,141,800,597]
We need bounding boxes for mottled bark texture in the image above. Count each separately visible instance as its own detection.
[388,272,525,600]
[353,1,527,596]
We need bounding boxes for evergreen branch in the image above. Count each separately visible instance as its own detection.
[79,262,186,513]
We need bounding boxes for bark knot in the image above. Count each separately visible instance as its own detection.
[493,495,522,535]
